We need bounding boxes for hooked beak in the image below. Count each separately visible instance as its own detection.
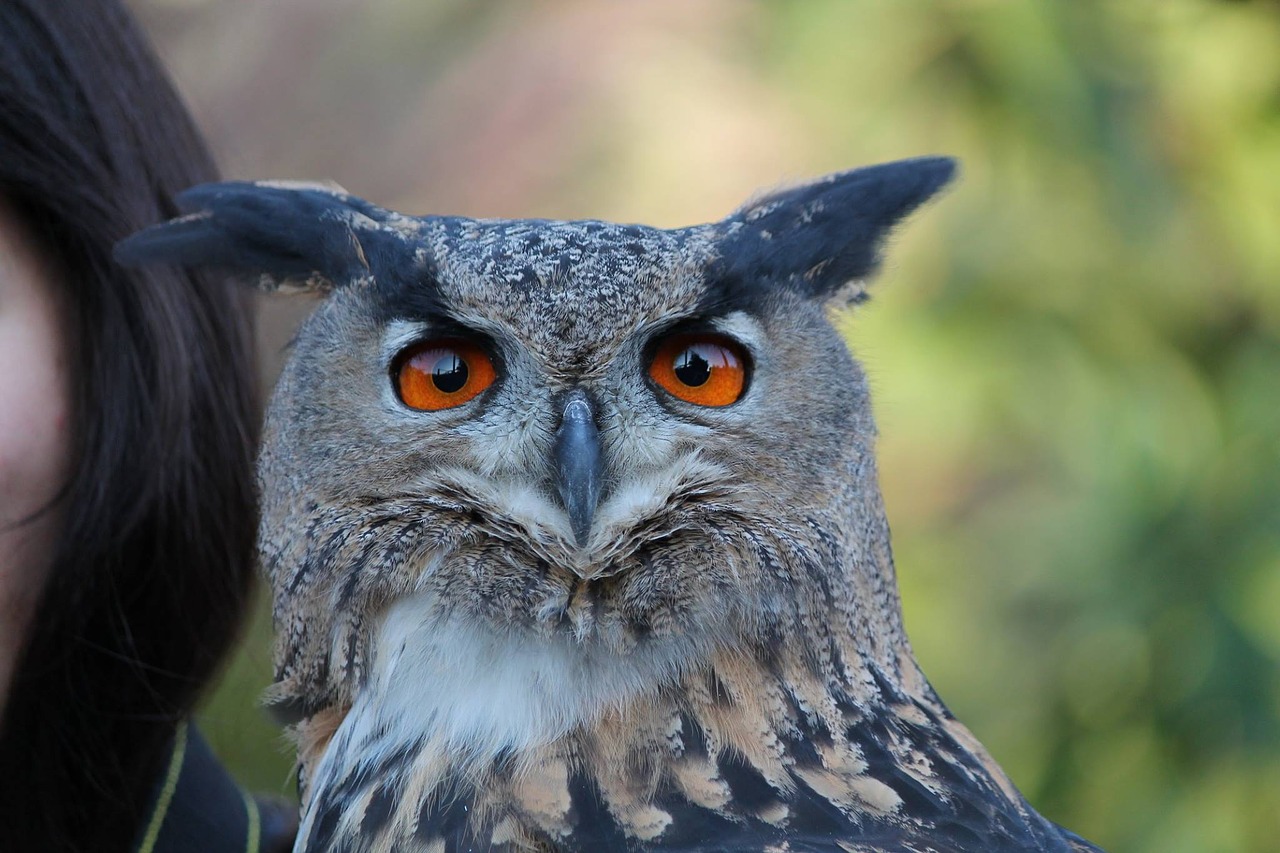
[553,389,603,548]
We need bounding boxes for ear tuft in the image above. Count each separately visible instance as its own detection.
[113,181,417,293]
[714,157,956,303]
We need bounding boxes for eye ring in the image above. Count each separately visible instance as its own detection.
[648,333,748,407]
[393,338,496,411]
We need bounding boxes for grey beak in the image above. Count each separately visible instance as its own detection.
[553,389,603,547]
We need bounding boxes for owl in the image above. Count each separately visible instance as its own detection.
[118,158,1102,853]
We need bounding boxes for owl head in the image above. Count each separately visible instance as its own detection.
[117,157,954,772]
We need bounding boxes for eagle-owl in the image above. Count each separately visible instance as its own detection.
[118,158,1102,853]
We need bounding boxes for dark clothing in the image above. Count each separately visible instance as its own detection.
[134,724,296,853]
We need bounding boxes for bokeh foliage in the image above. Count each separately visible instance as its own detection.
[136,1,1280,850]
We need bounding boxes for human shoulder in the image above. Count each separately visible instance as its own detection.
[135,723,297,853]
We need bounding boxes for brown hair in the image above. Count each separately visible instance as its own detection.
[0,3,259,850]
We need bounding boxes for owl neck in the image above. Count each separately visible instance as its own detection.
[322,501,923,774]
[292,602,1055,852]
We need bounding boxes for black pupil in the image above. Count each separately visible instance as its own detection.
[674,347,712,387]
[432,352,468,393]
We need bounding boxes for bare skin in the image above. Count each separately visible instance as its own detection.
[0,198,70,711]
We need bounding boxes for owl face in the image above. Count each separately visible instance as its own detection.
[261,215,868,659]
[115,157,955,722]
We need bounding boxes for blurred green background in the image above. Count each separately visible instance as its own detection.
[131,1,1280,851]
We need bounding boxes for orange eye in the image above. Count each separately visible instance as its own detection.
[394,339,496,411]
[649,334,748,407]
